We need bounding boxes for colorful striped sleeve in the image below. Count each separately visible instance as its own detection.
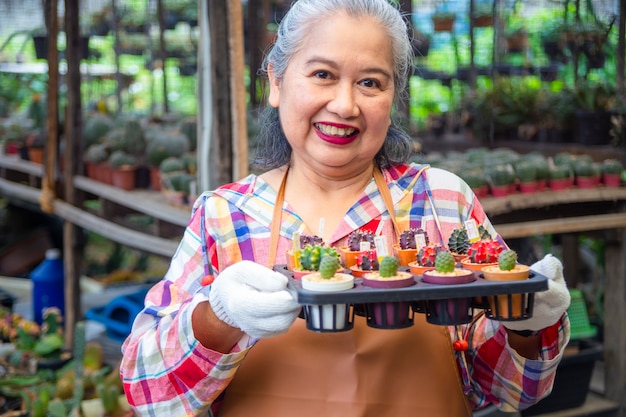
[120,191,257,416]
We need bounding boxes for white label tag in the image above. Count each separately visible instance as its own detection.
[465,219,480,242]
[374,235,389,257]
[415,234,427,250]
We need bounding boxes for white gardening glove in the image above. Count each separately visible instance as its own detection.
[503,254,571,332]
[208,260,301,339]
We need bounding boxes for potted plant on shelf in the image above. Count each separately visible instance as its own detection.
[485,164,516,197]
[432,11,456,32]
[422,250,475,325]
[460,168,489,198]
[601,159,623,187]
[363,256,416,328]
[514,159,539,194]
[84,143,111,183]
[548,163,573,191]
[108,150,137,191]
[301,255,354,332]
[471,4,493,28]
[481,249,530,319]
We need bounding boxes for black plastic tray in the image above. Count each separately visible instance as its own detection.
[274,265,548,305]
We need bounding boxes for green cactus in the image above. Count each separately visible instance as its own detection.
[122,118,146,158]
[448,227,469,255]
[379,256,399,278]
[486,164,516,187]
[434,250,455,273]
[319,255,340,279]
[498,249,517,271]
[108,150,137,168]
[159,156,185,174]
[83,113,114,147]
[146,130,190,167]
[84,143,110,163]
[299,244,339,271]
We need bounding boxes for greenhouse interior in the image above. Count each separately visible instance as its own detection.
[0,0,626,416]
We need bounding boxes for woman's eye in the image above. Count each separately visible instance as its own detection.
[314,70,331,79]
[360,79,381,89]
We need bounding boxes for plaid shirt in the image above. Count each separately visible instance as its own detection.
[121,163,570,416]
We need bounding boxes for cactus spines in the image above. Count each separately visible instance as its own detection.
[448,227,469,255]
[498,249,517,271]
[379,256,399,278]
[399,228,429,250]
[299,244,339,271]
[416,245,445,267]
[467,240,504,264]
[319,255,340,279]
[434,251,455,273]
[347,230,376,251]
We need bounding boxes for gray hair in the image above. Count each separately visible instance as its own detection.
[252,0,414,171]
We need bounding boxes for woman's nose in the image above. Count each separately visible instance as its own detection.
[327,82,359,118]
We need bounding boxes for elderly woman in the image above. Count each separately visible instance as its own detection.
[120,1,571,416]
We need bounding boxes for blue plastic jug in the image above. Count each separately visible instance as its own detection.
[30,248,65,324]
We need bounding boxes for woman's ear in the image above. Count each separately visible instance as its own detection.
[268,63,280,108]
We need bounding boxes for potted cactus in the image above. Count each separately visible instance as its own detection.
[349,250,379,277]
[460,238,505,272]
[286,233,324,271]
[481,249,530,319]
[515,159,539,194]
[83,143,111,183]
[393,228,428,266]
[340,229,376,268]
[362,256,415,328]
[408,244,447,275]
[447,226,470,261]
[146,129,190,190]
[301,255,354,332]
[108,150,137,191]
[485,164,516,197]
[574,160,596,189]
[294,243,341,280]
[422,250,476,325]
[601,159,623,187]
[548,163,573,191]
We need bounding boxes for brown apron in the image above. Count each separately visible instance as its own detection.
[218,167,473,417]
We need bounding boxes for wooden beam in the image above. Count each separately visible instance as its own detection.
[53,200,180,257]
[74,176,190,226]
[494,213,626,239]
[481,188,626,216]
[603,227,626,414]
[228,0,248,181]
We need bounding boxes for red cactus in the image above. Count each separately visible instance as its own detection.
[416,245,446,267]
[466,240,504,264]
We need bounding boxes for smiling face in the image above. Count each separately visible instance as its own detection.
[268,11,395,177]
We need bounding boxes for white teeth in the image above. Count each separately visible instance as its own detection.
[316,123,355,137]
